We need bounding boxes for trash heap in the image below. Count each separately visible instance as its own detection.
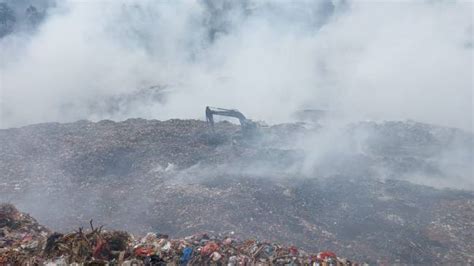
[128,233,355,265]
[0,204,359,265]
[0,204,50,265]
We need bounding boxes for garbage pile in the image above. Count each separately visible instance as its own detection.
[0,204,50,265]
[0,204,359,265]
[1,119,473,264]
[128,233,357,265]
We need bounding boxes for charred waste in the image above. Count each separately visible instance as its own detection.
[0,118,473,264]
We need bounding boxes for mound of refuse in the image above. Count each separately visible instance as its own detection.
[1,119,473,264]
[0,204,358,265]
[0,204,50,264]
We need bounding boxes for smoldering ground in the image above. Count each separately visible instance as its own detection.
[0,118,472,235]
[0,118,473,264]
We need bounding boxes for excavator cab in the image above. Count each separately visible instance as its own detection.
[205,106,257,133]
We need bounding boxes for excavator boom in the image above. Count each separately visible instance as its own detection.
[205,106,256,131]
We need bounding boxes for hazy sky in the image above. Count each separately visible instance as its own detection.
[0,0,472,130]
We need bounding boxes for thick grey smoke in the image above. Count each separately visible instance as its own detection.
[0,0,472,130]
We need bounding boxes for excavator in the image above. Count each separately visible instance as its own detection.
[205,106,257,132]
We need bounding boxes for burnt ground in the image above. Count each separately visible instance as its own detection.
[0,118,473,264]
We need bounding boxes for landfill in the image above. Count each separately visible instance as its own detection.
[0,204,362,265]
[1,119,473,264]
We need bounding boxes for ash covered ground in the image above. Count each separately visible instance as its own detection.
[0,118,473,264]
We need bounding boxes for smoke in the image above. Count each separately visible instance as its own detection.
[0,0,472,131]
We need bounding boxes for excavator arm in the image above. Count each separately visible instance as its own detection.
[206,106,256,131]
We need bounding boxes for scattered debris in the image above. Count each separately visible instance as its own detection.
[0,204,49,265]
[0,119,473,264]
[1,204,361,265]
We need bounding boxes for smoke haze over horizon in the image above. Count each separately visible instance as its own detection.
[1,3,473,262]
[0,0,472,131]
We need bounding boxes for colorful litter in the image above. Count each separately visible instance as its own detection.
[0,204,361,265]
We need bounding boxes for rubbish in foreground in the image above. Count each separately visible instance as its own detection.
[0,204,362,265]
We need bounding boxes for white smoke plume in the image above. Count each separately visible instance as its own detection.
[0,0,472,131]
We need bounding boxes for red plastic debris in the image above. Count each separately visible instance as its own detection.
[200,241,219,256]
[21,234,33,243]
[318,251,337,259]
[289,246,299,256]
[93,238,106,259]
[134,246,154,257]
